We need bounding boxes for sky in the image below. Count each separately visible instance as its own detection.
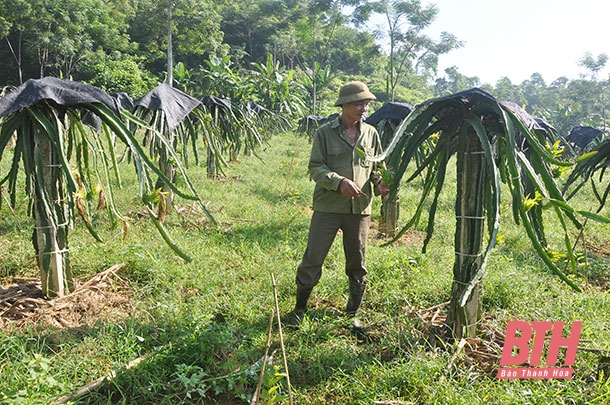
[370,0,610,85]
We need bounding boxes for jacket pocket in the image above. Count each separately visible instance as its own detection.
[327,144,351,171]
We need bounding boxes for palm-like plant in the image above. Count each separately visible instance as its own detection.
[373,88,601,338]
[0,77,212,298]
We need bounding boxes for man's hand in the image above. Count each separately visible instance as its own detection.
[377,181,390,196]
[339,178,362,199]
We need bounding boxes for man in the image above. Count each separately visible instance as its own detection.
[291,81,390,334]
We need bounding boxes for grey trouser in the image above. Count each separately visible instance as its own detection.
[296,211,370,290]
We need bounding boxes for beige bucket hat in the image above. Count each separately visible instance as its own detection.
[334,81,376,106]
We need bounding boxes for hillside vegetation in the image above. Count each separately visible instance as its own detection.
[1,131,609,404]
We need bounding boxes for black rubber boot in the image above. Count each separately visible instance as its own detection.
[346,280,365,315]
[288,287,313,327]
[346,281,367,338]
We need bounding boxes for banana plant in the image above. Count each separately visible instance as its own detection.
[371,88,601,338]
[0,77,214,298]
[251,53,307,118]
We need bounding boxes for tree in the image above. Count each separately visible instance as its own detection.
[220,0,288,66]
[434,66,480,96]
[325,25,382,77]
[293,0,350,114]
[374,88,597,338]
[577,52,609,132]
[354,0,462,101]
[578,52,608,81]
[493,77,525,105]
[0,0,33,84]
[127,0,226,82]
[0,0,154,93]
[0,77,213,298]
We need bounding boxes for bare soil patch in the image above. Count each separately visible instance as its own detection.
[368,220,426,247]
[0,263,133,330]
[583,240,610,258]
[412,302,504,375]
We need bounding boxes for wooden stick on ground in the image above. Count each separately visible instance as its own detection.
[271,273,293,405]
[251,309,275,405]
[51,352,151,404]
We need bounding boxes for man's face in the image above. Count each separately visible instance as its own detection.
[342,100,370,122]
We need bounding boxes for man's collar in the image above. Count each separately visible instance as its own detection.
[331,115,361,130]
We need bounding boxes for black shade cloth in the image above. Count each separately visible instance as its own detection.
[300,114,323,125]
[365,102,413,125]
[567,126,604,148]
[412,88,560,152]
[82,111,102,132]
[0,77,120,117]
[246,100,268,115]
[297,113,339,136]
[135,83,201,133]
[500,100,556,134]
[111,92,134,111]
[200,95,232,111]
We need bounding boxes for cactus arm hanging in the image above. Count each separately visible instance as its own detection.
[98,104,217,225]
[147,207,192,262]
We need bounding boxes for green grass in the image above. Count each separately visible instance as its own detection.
[1,132,610,404]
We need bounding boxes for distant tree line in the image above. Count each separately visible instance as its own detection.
[0,0,608,135]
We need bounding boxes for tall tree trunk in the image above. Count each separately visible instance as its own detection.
[167,4,173,87]
[33,133,73,298]
[448,127,486,339]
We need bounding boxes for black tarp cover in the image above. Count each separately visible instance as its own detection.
[112,92,134,110]
[200,95,232,111]
[426,89,545,131]
[0,77,120,118]
[246,100,268,115]
[135,83,201,133]
[301,113,338,125]
[567,126,604,148]
[300,114,323,125]
[410,89,559,151]
[365,101,413,126]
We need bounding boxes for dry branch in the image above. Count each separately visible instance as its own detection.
[52,352,151,404]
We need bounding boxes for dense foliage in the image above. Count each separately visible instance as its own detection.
[0,0,607,134]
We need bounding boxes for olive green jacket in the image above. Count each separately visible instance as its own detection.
[308,117,383,215]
